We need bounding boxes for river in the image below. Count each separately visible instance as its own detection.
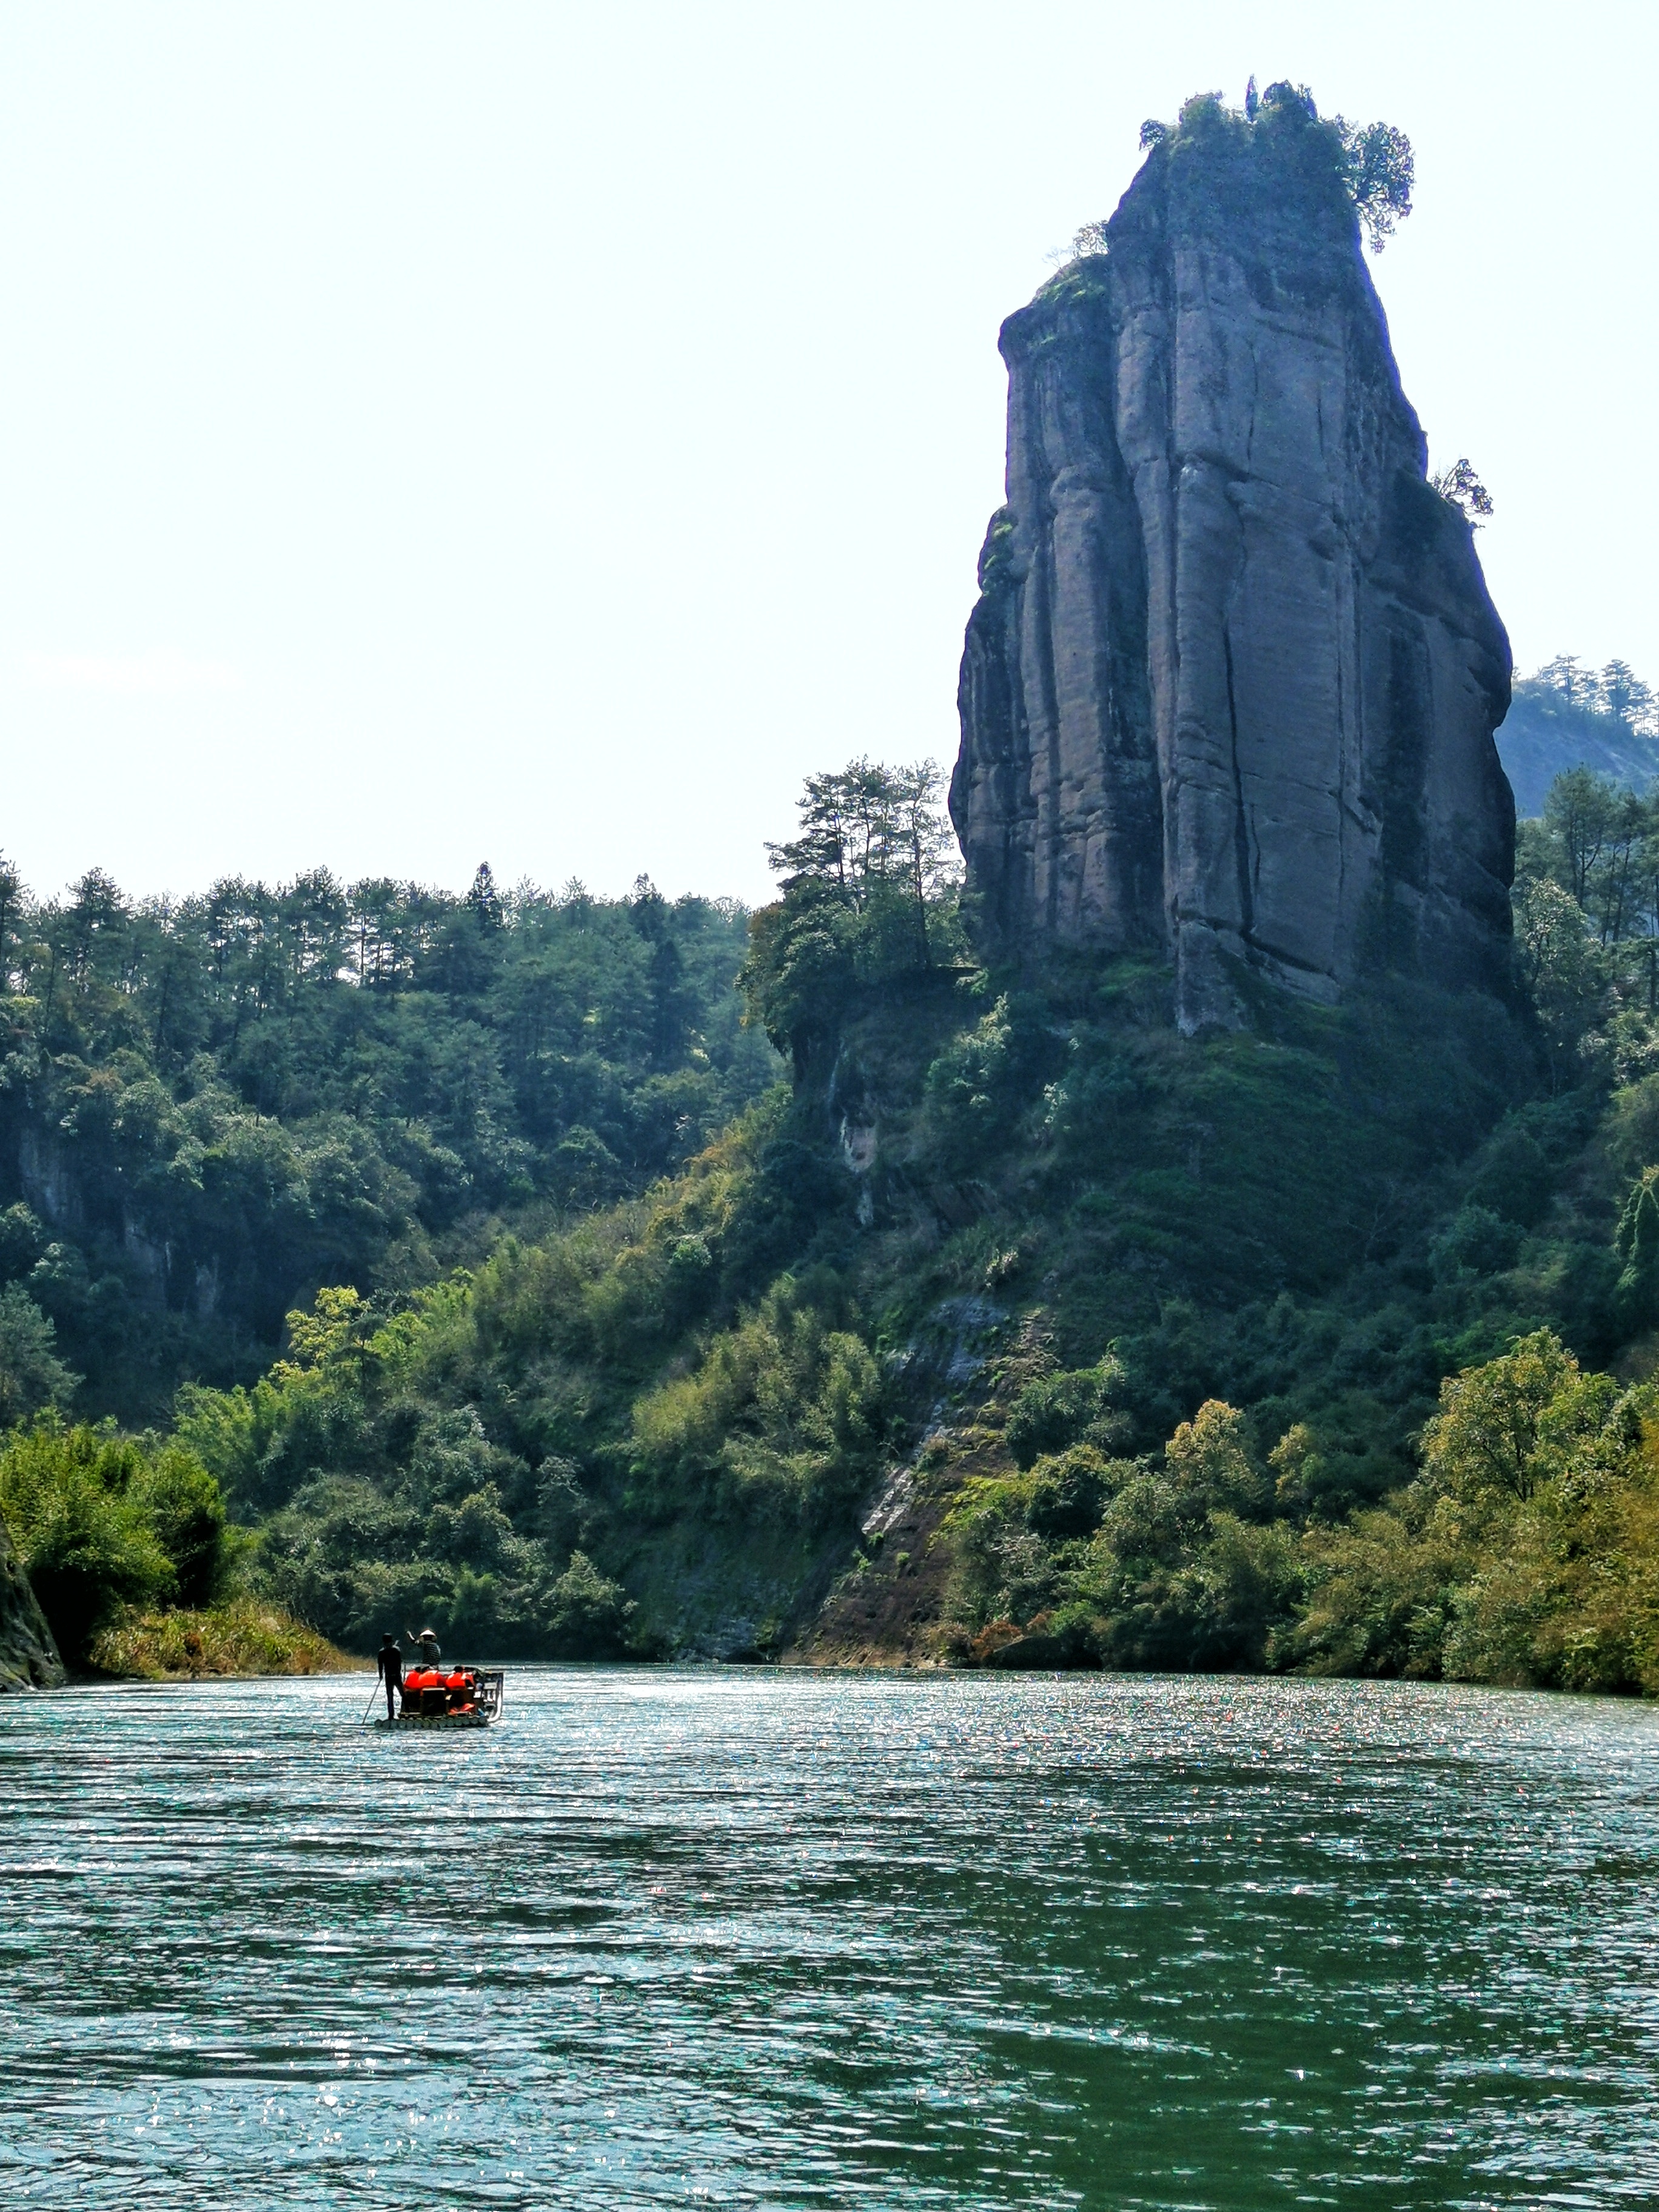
[4,1667,1658,2207]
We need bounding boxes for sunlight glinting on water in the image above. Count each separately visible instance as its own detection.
[5,1668,1659,2208]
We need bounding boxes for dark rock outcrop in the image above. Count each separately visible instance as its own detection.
[0,1518,63,1691]
[951,98,1515,1030]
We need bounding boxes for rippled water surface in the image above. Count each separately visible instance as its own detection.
[5,1669,1659,2208]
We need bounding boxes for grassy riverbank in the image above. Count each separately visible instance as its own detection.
[85,1598,363,1681]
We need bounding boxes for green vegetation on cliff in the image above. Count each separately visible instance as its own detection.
[0,865,777,1424]
[0,1411,362,1678]
[1129,80,1413,257]
[14,743,1659,1691]
[0,1419,230,1664]
[1285,1332,1659,1692]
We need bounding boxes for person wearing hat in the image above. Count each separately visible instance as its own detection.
[403,1624,443,1674]
[375,1632,404,1721]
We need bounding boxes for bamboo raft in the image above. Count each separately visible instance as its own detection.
[375,1667,506,1729]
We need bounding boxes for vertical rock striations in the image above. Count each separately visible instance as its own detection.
[951,96,1515,1030]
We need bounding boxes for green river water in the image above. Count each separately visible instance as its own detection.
[4,1667,1658,2208]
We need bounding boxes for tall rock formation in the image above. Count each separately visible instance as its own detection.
[951,95,1515,1030]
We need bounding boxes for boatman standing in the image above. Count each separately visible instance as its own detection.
[375,1633,403,1720]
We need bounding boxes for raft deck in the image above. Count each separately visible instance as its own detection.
[375,1666,506,1728]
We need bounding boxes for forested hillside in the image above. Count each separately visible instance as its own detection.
[17,740,1659,1694]
[0,862,779,1419]
[32,745,1650,1683]
[1498,657,1659,817]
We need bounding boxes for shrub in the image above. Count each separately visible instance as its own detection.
[1604,1076,1659,1178]
[1273,1505,1461,1678]
[253,1469,560,1656]
[922,996,1061,1165]
[87,1597,356,1680]
[1463,1118,1555,1227]
[1005,1356,1125,1468]
[629,1277,885,1527]
[1025,1444,1116,1538]
[543,1549,635,1658]
[1282,1332,1659,1691]
[1430,1205,1523,1285]
[1087,1504,1299,1672]
[0,1422,230,1663]
[1615,1168,1659,1326]
[1163,1399,1268,1517]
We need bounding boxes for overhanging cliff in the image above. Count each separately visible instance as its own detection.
[951,94,1515,1030]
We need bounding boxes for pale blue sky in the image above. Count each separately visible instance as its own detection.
[1,0,1654,906]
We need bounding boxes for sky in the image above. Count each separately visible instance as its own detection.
[1,1,1654,910]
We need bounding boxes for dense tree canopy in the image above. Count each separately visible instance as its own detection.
[1519,657,1658,742]
[745,757,964,1071]
[0,1420,229,1663]
[1515,760,1659,1047]
[19,737,1659,1692]
[0,863,779,1418]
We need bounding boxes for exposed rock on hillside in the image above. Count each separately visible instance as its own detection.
[952,98,1515,1030]
[0,1519,63,1691]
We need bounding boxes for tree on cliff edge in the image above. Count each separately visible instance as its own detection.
[764,759,960,967]
[745,759,964,1071]
[1130,84,1413,255]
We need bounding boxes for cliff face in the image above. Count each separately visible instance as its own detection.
[0,1518,63,1691]
[951,102,1515,1029]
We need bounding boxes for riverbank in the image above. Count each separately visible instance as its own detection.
[85,1598,364,1681]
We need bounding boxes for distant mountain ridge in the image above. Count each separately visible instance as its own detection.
[1498,656,1659,819]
